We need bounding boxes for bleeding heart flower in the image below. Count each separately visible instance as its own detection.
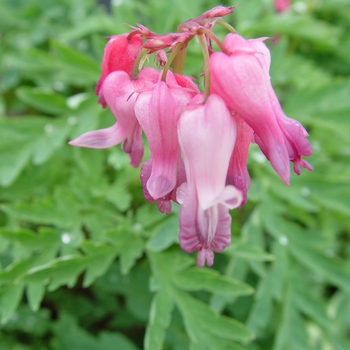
[177,94,242,266]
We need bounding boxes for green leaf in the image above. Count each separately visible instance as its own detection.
[173,267,254,298]
[147,216,179,252]
[174,289,254,344]
[16,87,70,115]
[24,255,86,291]
[107,229,145,275]
[0,284,24,324]
[144,287,174,350]
[51,41,100,86]
[26,281,46,312]
[273,283,313,350]
[0,117,71,185]
[81,241,118,287]
[105,178,132,212]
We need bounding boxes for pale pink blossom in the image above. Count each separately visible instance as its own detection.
[178,94,242,266]
[69,67,159,167]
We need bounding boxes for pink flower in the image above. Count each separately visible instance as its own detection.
[274,0,291,13]
[140,158,186,214]
[135,71,197,202]
[69,67,159,167]
[95,34,143,107]
[177,94,242,266]
[226,115,254,206]
[210,33,312,184]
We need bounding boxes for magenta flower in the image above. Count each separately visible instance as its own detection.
[135,71,196,202]
[210,33,312,184]
[178,94,243,266]
[95,34,143,107]
[69,67,159,167]
[274,0,291,12]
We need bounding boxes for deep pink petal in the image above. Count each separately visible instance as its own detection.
[135,71,194,199]
[96,34,143,106]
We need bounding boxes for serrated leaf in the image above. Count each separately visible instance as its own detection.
[81,242,118,287]
[106,229,145,275]
[24,256,86,291]
[0,245,58,284]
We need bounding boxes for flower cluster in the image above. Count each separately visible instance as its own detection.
[69,6,312,267]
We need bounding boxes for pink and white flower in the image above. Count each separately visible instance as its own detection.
[178,94,242,266]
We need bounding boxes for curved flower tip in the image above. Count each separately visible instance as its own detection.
[140,158,186,214]
[68,123,125,149]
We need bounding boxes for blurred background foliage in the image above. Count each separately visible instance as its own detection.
[0,0,350,349]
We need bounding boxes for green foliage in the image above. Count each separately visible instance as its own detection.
[1,0,350,349]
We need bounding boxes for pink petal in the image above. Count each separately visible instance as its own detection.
[96,34,143,106]
[135,71,194,199]
[178,94,237,209]
[69,122,127,148]
[227,115,254,206]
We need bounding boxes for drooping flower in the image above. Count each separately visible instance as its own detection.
[95,34,143,107]
[69,67,159,167]
[210,33,312,184]
[135,71,197,203]
[177,94,242,266]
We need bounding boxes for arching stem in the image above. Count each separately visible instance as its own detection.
[131,48,150,79]
[216,19,237,33]
[197,34,210,101]
[161,43,185,81]
[198,27,229,54]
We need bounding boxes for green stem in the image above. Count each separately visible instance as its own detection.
[131,48,149,79]
[198,27,229,54]
[172,46,187,74]
[197,34,210,101]
[216,19,237,33]
[161,43,185,81]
